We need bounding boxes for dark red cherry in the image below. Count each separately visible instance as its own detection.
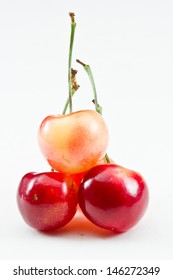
[79,164,149,233]
[17,172,78,231]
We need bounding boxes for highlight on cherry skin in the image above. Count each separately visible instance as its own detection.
[78,164,149,233]
[17,172,78,231]
[38,109,109,174]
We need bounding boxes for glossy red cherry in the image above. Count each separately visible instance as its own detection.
[79,164,149,233]
[38,110,109,174]
[17,172,78,231]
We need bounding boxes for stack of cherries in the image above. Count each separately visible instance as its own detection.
[17,13,149,234]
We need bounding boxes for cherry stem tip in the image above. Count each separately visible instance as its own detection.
[69,12,75,23]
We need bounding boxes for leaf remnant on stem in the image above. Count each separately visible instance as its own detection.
[62,69,80,115]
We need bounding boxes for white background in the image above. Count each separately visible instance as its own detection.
[0,0,173,261]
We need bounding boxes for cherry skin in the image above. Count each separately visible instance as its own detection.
[79,164,149,233]
[71,157,115,189]
[17,172,78,231]
[38,110,109,174]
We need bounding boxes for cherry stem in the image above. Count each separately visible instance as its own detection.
[76,59,110,163]
[76,59,102,115]
[62,91,75,115]
[68,12,76,114]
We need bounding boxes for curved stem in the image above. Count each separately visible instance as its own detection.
[76,59,102,115]
[76,59,110,163]
[68,12,76,113]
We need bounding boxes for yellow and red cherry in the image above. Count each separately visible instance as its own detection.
[38,110,109,174]
[79,164,149,233]
[17,172,78,231]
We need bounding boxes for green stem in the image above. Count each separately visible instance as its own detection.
[76,59,110,164]
[76,59,102,115]
[62,89,75,115]
[104,153,110,164]
[68,13,76,113]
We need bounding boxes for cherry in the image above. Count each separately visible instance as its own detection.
[17,172,78,231]
[38,15,109,175]
[79,164,149,233]
[17,13,150,235]
[38,110,109,174]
